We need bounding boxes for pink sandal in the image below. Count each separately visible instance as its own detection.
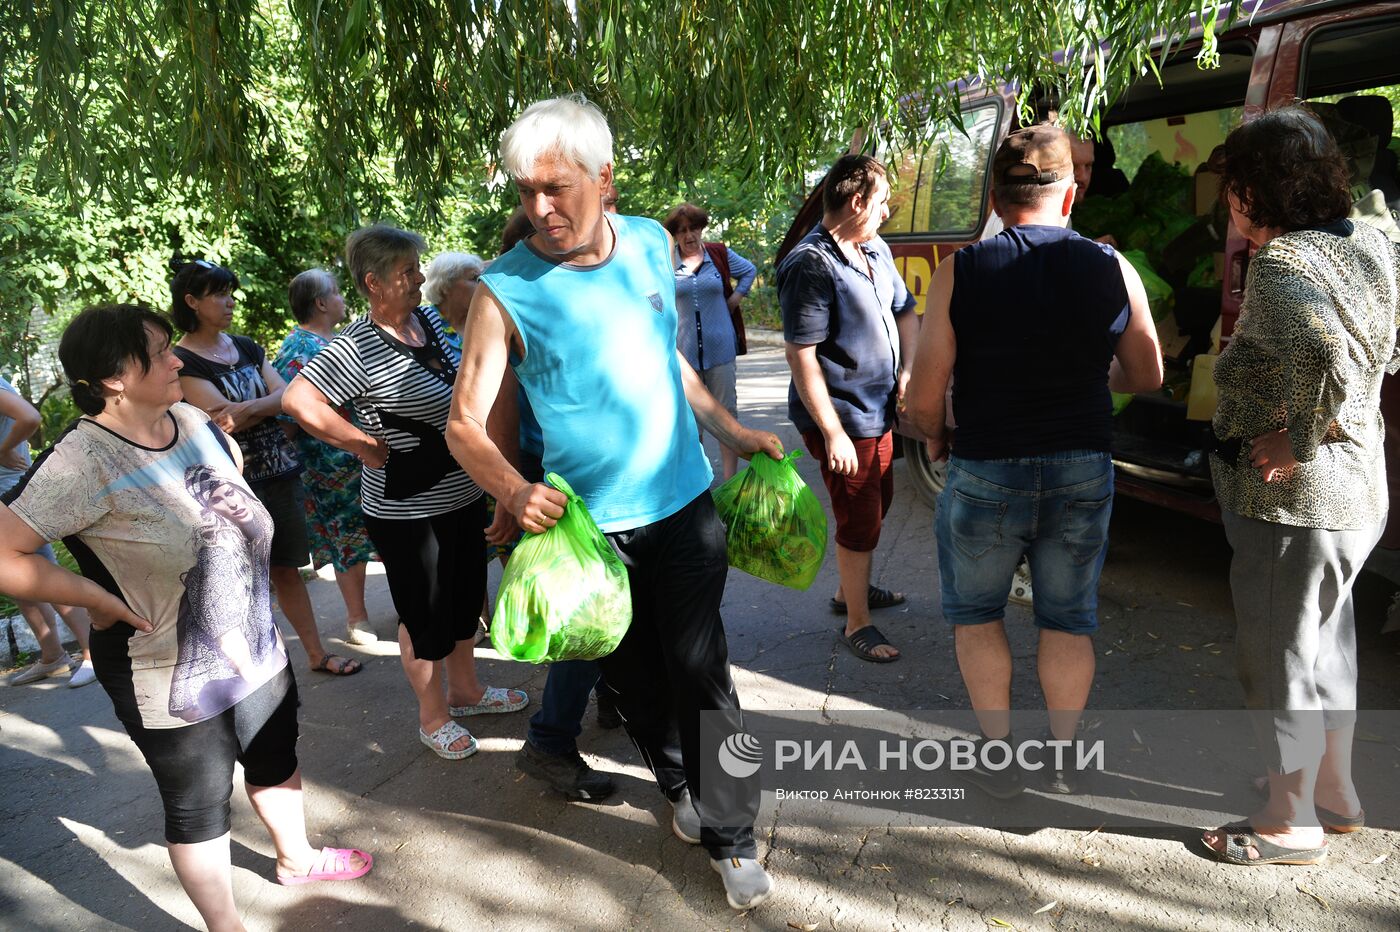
[276,846,374,886]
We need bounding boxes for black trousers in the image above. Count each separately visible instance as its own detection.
[363,497,488,662]
[598,491,757,859]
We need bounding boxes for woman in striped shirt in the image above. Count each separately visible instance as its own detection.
[283,225,528,761]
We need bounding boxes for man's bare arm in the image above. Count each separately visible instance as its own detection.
[1108,254,1165,394]
[785,342,859,475]
[895,306,919,407]
[677,351,783,460]
[446,285,566,532]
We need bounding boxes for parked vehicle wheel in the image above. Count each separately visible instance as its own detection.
[902,434,948,511]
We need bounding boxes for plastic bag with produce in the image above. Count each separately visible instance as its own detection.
[712,450,828,590]
[492,473,632,663]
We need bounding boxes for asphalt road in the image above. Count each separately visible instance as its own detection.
[2,343,1397,931]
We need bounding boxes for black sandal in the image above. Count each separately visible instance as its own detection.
[830,585,906,615]
[312,654,363,676]
[1316,806,1365,833]
[837,624,899,663]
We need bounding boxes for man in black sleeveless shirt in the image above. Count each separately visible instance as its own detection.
[905,125,1163,797]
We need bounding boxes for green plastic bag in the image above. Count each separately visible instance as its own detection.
[711,451,828,590]
[1121,249,1174,322]
[492,473,632,663]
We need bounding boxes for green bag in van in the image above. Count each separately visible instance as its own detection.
[492,473,632,663]
[711,450,827,590]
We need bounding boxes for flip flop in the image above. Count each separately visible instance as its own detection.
[830,585,906,615]
[276,846,374,885]
[1317,806,1365,833]
[312,654,362,676]
[1206,824,1328,866]
[838,624,899,663]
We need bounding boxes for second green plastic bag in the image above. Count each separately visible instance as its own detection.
[712,450,828,590]
[492,473,632,663]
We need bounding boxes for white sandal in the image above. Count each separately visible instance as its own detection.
[449,686,529,717]
[419,720,478,760]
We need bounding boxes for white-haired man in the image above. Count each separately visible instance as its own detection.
[446,94,779,911]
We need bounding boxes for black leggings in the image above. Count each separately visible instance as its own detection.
[109,667,300,844]
[363,497,488,661]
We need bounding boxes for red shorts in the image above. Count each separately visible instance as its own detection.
[802,430,895,553]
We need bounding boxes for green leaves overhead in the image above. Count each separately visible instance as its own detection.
[4,0,1236,218]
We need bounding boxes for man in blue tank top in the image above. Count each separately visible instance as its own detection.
[905,125,1164,799]
[446,95,782,912]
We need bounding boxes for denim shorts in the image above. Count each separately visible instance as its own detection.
[934,451,1113,634]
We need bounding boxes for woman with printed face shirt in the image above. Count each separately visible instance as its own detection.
[0,304,372,931]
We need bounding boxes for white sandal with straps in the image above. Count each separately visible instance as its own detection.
[449,686,529,717]
[419,720,478,760]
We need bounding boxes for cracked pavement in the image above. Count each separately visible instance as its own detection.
[1,343,1397,931]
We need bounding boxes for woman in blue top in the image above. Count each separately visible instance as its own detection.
[663,203,758,480]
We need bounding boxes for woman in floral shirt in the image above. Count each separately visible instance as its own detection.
[274,269,379,645]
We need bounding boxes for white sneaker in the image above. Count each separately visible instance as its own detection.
[711,856,773,910]
[67,659,97,688]
[8,654,74,686]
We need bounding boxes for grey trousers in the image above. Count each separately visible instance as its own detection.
[1221,510,1381,773]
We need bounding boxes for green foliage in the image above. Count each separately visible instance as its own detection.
[3,1,1238,218]
[0,0,1237,409]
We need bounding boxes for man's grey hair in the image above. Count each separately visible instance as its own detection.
[994,176,1073,209]
[287,268,338,324]
[422,252,485,306]
[499,94,614,179]
[345,224,427,298]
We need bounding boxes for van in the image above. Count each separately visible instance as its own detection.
[780,0,1400,557]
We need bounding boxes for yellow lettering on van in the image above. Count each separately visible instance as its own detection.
[895,256,932,316]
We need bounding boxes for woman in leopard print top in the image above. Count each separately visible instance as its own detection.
[1203,107,1400,868]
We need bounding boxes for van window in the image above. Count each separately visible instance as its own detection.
[1107,107,1243,183]
[1301,19,1400,210]
[878,101,1000,238]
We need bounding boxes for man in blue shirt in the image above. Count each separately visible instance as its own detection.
[779,154,918,664]
[447,94,781,912]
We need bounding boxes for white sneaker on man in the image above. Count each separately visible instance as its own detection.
[670,788,702,844]
[711,856,773,910]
